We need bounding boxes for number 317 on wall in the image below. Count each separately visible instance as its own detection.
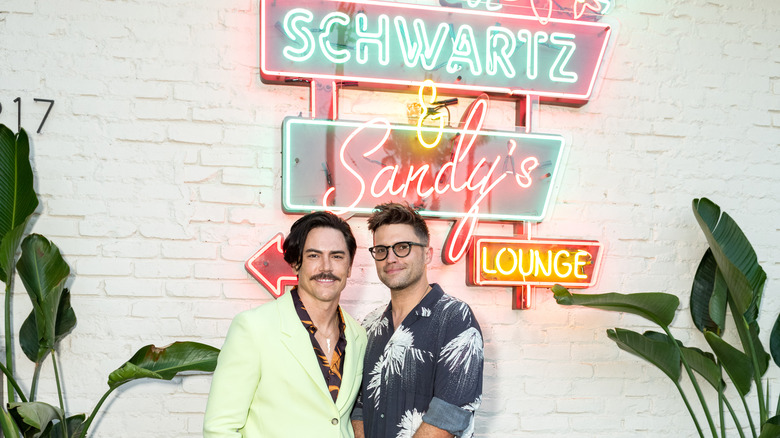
[0,98,55,134]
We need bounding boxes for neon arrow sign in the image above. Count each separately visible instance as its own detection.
[245,233,297,298]
[261,0,612,103]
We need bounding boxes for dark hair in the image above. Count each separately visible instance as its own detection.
[366,202,430,246]
[282,211,357,270]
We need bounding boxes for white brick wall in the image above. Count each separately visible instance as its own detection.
[1,0,778,436]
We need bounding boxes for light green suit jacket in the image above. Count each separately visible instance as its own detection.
[203,292,367,438]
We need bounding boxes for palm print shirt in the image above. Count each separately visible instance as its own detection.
[352,284,483,438]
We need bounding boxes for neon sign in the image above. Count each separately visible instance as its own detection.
[248,0,614,303]
[245,233,297,298]
[281,105,564,222]
[261,0,612,103]
[467,236,603,287]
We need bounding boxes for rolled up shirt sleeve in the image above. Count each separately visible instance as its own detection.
[422,396,473,435]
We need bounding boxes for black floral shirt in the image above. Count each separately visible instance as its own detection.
[352,284,483,438]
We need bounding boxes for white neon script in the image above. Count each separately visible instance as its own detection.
[321,98,539,215]
[281,9,579,83]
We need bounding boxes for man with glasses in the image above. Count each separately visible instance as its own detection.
[351,202,483,438]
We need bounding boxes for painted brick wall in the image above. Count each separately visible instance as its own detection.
[1,0,778,436]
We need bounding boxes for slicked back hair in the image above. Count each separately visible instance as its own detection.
[366,202,430,246]
[282,211,357,270]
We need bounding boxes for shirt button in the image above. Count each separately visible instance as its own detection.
[331,418,339,425]
[380,414,384,419]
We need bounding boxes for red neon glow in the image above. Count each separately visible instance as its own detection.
[321,97,539,217]
[245,233,297,298]
[260,0,613,103]
[529,0,553,25]
[572,0,602,20]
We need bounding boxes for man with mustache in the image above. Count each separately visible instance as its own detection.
[352,203,483,438]
[204,211,367,437]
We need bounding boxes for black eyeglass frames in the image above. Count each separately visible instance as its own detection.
[368,241,427,261]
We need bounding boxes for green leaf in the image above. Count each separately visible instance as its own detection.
[0,125,39,280]
[680,346,723,390]
[0,406,22,438]
[50,414,85,438]
[690,249,727,334]
[749,319,771,377]
[552,285,679,327]
[759,415,780,438]
[20,289,77,363]
[770,313,780,368]
[16,234,70,355]
[8,401,62,438]
[107,342,219,389]
[692,198,766,321]
[704,331,753,396]
[607,328,681,382]
[0,219,29,284]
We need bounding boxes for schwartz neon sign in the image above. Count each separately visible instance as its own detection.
[261,0,612,102]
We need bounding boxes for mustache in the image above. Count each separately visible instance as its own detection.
[310,274,340,282]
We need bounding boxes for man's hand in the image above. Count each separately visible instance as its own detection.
[412,422,453,438]
[352,419,365,438]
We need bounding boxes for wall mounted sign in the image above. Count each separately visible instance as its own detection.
[467,236,602,287]
[245,233,296,298]
[247,0,614,306]
[281,117,564,222]
[260,0,612,103]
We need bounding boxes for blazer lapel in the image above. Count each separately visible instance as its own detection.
[277,293,332,401]
[336,315,361,411]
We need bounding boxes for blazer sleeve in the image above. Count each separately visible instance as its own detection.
[203,310,262,437]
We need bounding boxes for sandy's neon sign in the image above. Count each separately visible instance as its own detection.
[282,99,564,222]
[261,0,612,102]
[468,237,603,287]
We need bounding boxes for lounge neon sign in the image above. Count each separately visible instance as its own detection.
[468,237,603,287]
[261,0,612,102]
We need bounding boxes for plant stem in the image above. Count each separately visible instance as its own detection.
[30,362,42,402]
[78,386,117,438]
[0,361,26,403]
[673,380,707,438]
[4,281,15,402]
[740,393,758,438]
[51,350,65,411]
[723,396,746,438]
[664,326,719,437]
[719,383,725,438]
[744,330,768,424]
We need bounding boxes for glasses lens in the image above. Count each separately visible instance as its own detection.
[370,246,388,261]
[393,242,412,258]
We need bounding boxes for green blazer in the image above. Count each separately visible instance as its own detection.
[203,292,367,438]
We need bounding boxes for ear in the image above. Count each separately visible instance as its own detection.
[424,245,433,264]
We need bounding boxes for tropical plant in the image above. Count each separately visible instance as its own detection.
[552,197,779,438]
[0,124,220,437]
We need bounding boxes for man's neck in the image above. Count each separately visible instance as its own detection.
[297,291,340,332]
[390,282,431,330]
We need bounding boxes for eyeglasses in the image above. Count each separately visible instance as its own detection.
[368,241,426,261]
